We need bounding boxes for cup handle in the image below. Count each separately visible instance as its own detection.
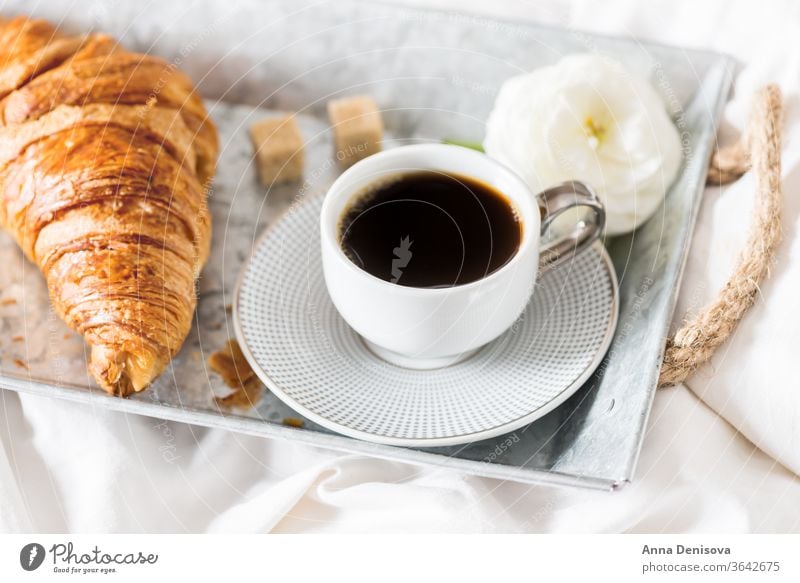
[537,180,605,272]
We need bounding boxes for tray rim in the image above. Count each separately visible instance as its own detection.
[0,371,619,490]
[615,59,735,487]
[0,1,737,491]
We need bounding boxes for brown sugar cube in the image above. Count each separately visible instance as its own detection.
[327,95,383,167]
[249,115,304,186]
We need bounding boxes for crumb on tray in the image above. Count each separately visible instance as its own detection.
[209,339,264,410]
[215,376,263,409]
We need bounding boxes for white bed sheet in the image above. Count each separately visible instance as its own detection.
[1,0,799,533]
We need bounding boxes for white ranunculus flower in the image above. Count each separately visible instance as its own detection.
[484,54,682,235]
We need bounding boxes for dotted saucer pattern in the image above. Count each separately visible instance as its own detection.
[235,197,618,446]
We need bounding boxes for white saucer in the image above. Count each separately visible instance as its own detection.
[234,197,619,447]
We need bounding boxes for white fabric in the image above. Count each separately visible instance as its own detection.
[2,0,800,533]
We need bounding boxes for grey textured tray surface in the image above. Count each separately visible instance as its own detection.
[0,0,732,489]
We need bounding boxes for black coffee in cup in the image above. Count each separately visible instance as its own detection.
[338,171,522,288]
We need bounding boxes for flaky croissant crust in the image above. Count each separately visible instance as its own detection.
[0,16,218,395]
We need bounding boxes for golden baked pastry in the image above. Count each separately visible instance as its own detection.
[0,16,218,396]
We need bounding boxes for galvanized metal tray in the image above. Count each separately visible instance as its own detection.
[0,0,733,489]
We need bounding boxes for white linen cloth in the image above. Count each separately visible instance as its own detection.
[1,0,799,533]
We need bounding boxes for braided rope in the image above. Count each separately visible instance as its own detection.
[659,85,783,386]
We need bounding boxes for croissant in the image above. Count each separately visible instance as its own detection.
[0,16,218,396]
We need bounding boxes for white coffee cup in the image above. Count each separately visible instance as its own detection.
[320,144,604,369]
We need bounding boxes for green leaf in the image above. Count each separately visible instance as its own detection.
[442,138,485,152]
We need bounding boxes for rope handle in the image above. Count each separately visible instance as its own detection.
[658,85,783,387]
